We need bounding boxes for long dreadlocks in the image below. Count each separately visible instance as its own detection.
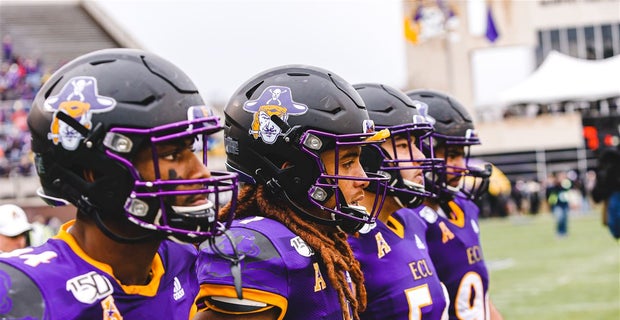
[220,184,367,320]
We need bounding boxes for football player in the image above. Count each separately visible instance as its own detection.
[194,65,389,320]
[406,89,503,320]
[0,48,238,319]
[349,83,449,319]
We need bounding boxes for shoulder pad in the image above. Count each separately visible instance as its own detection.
[0,262,45,317]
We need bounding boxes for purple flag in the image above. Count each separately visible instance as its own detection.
[485,6,499,43]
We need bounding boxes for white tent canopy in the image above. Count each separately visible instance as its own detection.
[497,51,620,106]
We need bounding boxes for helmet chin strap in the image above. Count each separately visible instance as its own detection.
[402,178,426,193]
[276,182,370,234]
[48,164,158,244]
[165,201,218,243]
[260,166,372,233]
[170,201,216,227]
[278,188,339,226]
[333,204,371,234]
[77,195,161,244]
[395,178,424,208]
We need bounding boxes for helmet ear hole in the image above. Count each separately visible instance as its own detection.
[279,162,305,187]
[276,157,321,203]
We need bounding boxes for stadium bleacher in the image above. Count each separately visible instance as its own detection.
[0,1,120,210]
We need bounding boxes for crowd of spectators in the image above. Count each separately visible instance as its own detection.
[1,34,48,177]
[0,102,32,177]
[1,35,45,101]
[477,169,596,219]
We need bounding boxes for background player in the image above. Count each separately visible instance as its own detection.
[592,146,620,240]
[406,89,503,320]
[0,204,32,252]
[0,48,237,319]
[349,83,449,319]
[194,65,389,320]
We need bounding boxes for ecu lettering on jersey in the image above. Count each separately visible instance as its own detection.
[409,259,434,280]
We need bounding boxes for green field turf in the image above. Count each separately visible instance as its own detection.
[479,210,620,320]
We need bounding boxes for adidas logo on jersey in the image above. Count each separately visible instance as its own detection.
[173,277,185,300]
[415,235,426,250]
[419,206,438,223]
[471,219,480,234]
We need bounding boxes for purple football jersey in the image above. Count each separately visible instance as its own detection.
[348,207,448,320]
[196,216,352,319]
[413,198,491,320]
[0,221,199,319]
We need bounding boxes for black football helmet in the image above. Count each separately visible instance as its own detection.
[224,65,389,233]
[28,48,238,243]
[405,89,491,200]
[354,83,443,207]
